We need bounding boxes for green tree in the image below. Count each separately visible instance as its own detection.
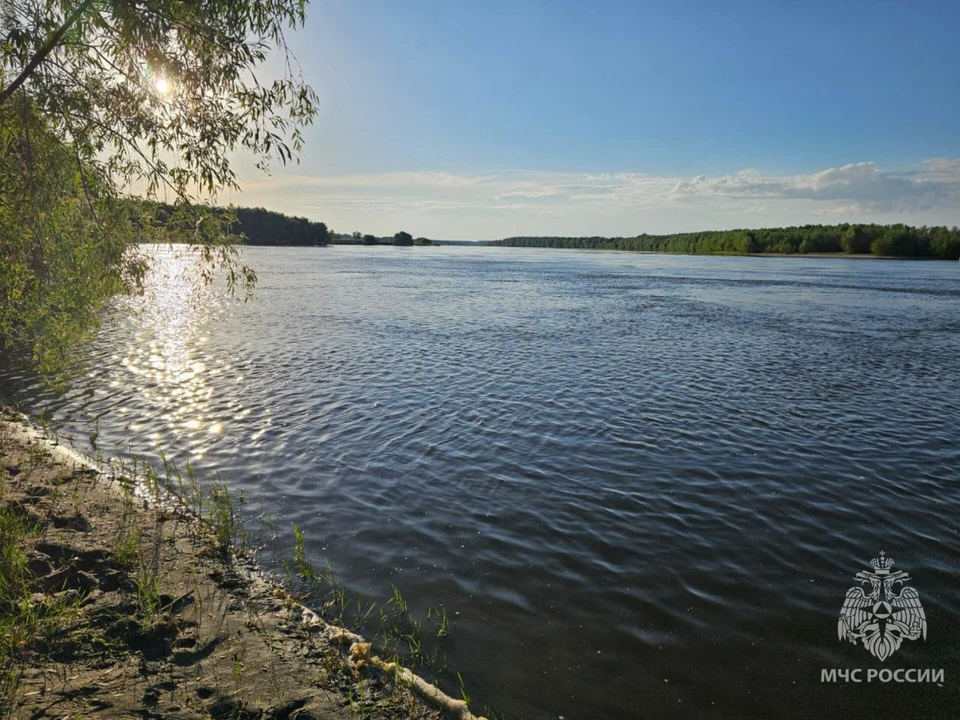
[886,226,918,256]
[316,222,330,246]
[841,226,870,254]
[1,0,316,197]
[0,1,317,375]
[930,227,960,259]
[0,96,138,375]
[362,234,378,245]
[393,231,414,246]
[497,224,960,258]
[230,206,329,246]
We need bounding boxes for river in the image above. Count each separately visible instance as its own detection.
[2,245,959,719]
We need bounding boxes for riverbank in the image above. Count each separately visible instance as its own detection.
[0,409,485,720]
[745,252,945,259]
[497,224,960,259]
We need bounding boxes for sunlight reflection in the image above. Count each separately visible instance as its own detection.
[120,246,239,453]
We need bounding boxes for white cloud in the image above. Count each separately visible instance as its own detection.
[665,161,955,212]
[920,158,960,176]
[226,160,960,239]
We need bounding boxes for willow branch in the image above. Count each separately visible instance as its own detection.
[0,0,97,107]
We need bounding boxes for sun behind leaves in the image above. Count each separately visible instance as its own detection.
[0,1,319,378]
[1,0,317,197]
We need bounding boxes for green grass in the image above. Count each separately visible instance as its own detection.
[114,483,141,569]
[282,523,485,708]
[113,482,164,620]
[457,672,471,706]
[427,603,450,639]
[207,478,237,554]
[0,497,80,713]
[389,585,409,616]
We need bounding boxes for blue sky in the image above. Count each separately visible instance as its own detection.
[229,0,960,239]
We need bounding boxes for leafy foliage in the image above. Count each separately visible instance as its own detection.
[0,0,318,376]
[0,95,139,375]
[138,201,329,246]
[234,206,329,246]
[328,232,436,246]
[498,224,960,259]
[1,0,317,198]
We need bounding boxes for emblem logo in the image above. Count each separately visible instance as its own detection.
[838,552,926,661]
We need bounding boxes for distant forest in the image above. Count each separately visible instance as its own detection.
[135,202,434,247]
[221,207,430,246]
[137,207,960,259]
[329,231,433,246]
[233,206,329,246]
[497,224,960,259]
[135,201,331,246]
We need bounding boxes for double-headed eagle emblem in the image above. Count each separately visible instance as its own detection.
[837,552,926,661]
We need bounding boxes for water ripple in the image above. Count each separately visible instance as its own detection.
[2,246,959,720]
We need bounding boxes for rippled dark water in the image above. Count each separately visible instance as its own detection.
[3,246,960,719]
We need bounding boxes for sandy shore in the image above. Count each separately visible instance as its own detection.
[0,410,485,720]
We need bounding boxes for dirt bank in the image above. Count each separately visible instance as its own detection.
[0,411,486,720]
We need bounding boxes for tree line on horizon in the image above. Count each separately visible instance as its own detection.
[134,201,434,248]
[121,200,330,247]
[496,223,960,259]
[226,209,432,247]
[330,230,433,246]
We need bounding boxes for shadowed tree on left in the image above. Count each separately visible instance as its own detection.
[0,0,319,378]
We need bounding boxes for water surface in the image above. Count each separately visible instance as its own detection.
[3,246,959,719]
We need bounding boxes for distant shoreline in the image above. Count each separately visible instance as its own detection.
[745,252,945,260]
[484,245,953,260]
[246,244,956,260]
[495,224,960,259]
[488,246,956,261]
